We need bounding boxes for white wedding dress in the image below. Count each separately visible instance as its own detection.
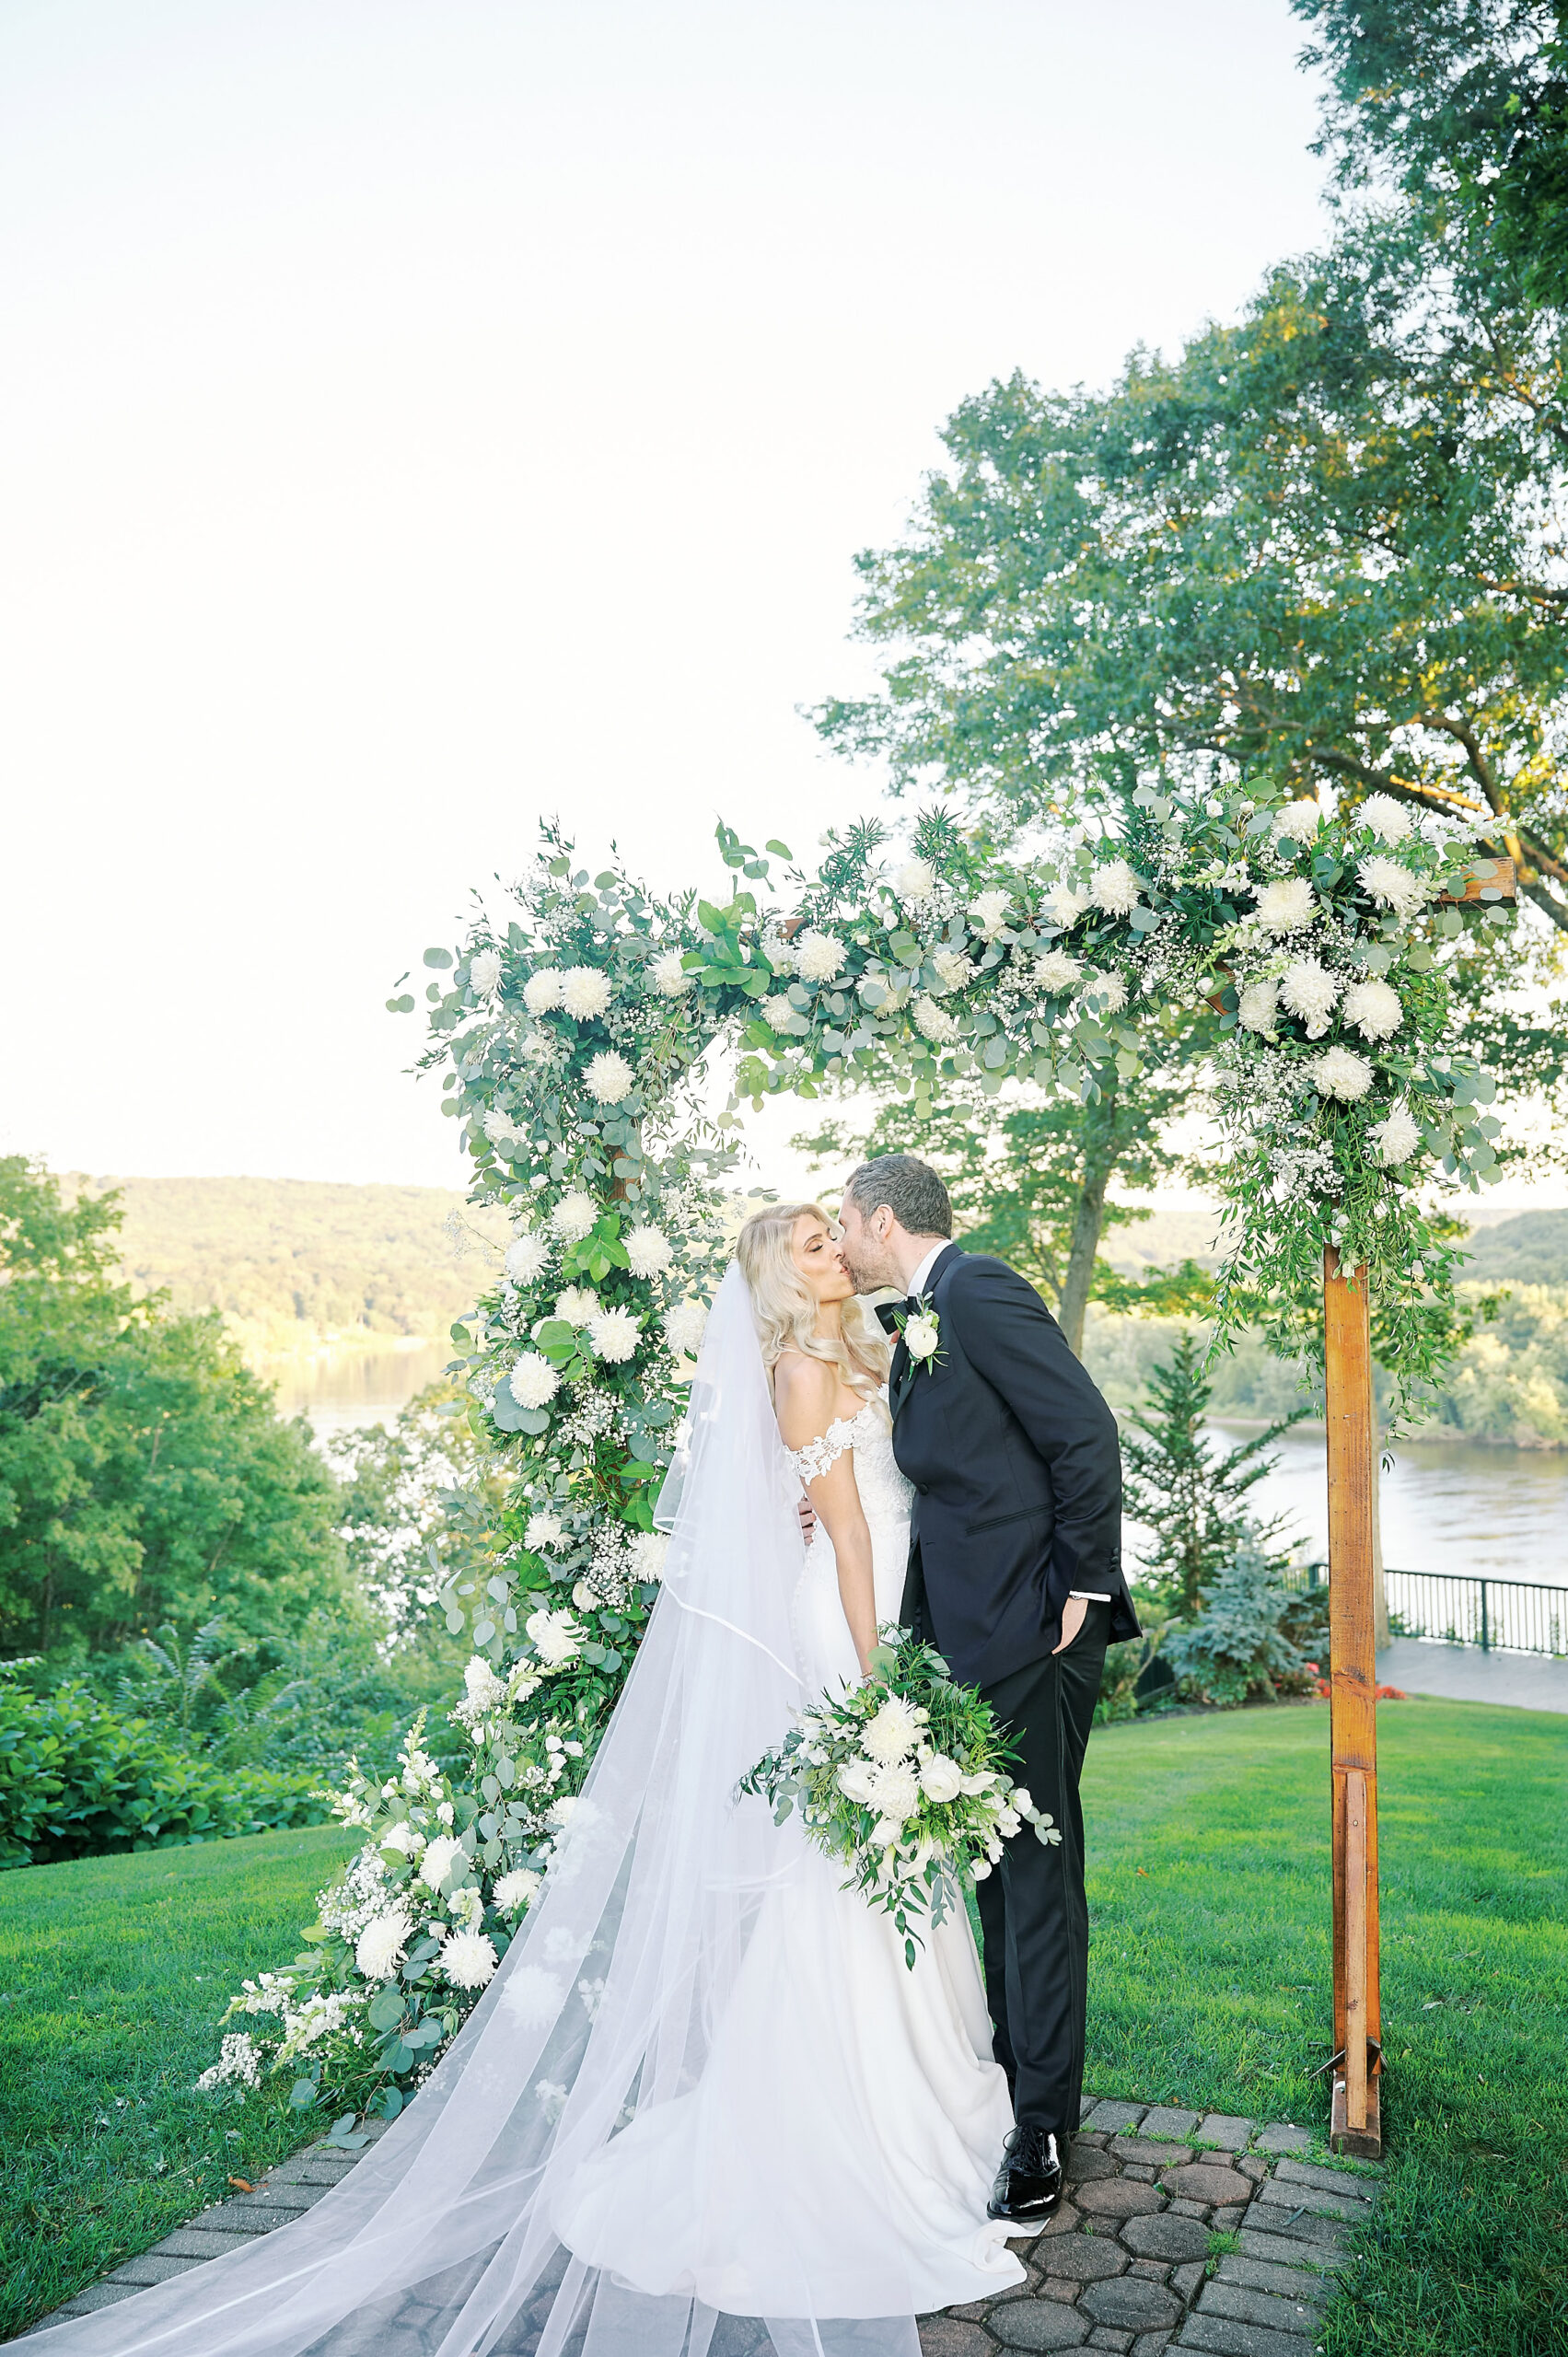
[554,1397,1024,2316]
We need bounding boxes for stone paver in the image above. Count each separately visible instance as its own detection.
[1252,2122,1315,2157]
[1272,2155,1381,2196]
[1197,2278,1320,2336]
[1137,2107,1200,2142]
[1159,2164,1251,2207]
[1255,2175,1373,2223]
[1112,2137,1193,2167]
[1081,2281,1181,2332]
[1082,2101,1148,2136]
[1038,2236,1128,2284]
[1075,2178,1168,2220]
[1176,2316,1311,2357]
[1193,2115,1256,2152]
[1214,2254,1330,2305]
[1236,2224,1347,2273]
[1121,2214,1211,2264]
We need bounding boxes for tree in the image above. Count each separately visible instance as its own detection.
[0,1157,350,1656]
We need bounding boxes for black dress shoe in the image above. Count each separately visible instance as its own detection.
[986,2123,1063,2229]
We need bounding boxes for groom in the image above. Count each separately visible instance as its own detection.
[837,1153,1138,2225]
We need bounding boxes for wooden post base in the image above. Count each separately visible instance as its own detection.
[1330,2069,1383,2160]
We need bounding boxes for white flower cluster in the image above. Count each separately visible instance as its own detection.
[196,2033,263,2093]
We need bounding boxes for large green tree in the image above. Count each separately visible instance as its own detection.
[0,1159,349,1657]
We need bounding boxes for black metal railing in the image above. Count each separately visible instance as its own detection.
[1287,1562,1568,1658]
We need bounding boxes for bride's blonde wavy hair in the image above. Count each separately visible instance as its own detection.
[737,1202,890,1413]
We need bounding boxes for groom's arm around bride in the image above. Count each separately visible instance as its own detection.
[837,1153,1138,2224]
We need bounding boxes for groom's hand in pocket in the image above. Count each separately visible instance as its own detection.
[1052,1595,1088,1654]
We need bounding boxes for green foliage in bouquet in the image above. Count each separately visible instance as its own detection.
[737,1629,1061,1971]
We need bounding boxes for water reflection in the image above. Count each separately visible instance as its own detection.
[265,1341,451,1441]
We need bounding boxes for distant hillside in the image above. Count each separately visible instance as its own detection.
[1457,1210,1568,1285]
[70,1176,510,1358]
[1098,1201,1568,1285]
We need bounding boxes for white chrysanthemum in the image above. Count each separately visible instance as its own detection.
[507,1352,560,1411]
[1359,854,1432,920]
[524,1509,564,1551]
[523,970,564,1014]
[894,856,935,903]
[584,1049,635,1104]
[463,1655,507,1711]
[505,1233,549,1283]
[554,1285,599,1326]
[931,949,970,991]
[867,1760,921,1824]
[439,1929,498,1990]
[862,1694,921,1765]
[483,1109,524,1150]
[548,1794,578,1828]
[761,993,796,1027]
[1272,800,1322,842]
[1237,980,1280,1037]
[468,947,502,995]
[919,1752,965,1804]
[1047,882,1092,925]
[1314,1046,1375,1101]
[1342,977,1404,1042]
[624,1224,672,1278]
[1369,1102,1423,1167]
[551,1190,598,1242]
[417,1834,466,1891]
[836,1758,881,1806]
[1088,859,1142,916]
[969,888,1013,935]
[379,1819,423,1857]
[502,1964,563,2026]
[587,1305,641,1363]
[493,1868,542,1914]
[1359,793,1412,844]
[794,929,847,983]
[1086,970,1128,1013]
[527,1607,584,1667]
[664,1298,709,1357]
[1279,957,1340,1039]
[1255,876,1319,933]
[1031,949,1083,994]
[354,1908,412,1982]
[650,947,693,995]
[560,965,613,1019]
[629,1528,669,1583]
[913,994,958,1044]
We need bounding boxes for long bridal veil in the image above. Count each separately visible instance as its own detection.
[29,1265,923,2357]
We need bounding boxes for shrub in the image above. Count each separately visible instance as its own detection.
[0,1675,327,1868]
[1161,1541,1312,1707]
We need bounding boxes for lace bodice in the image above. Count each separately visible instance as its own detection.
[783,1398,913,1530]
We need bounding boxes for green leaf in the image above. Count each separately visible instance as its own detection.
[423,947,454,968]
[367,1989,406,2033]
[289,2079,319,2109]
[765,840,792,857]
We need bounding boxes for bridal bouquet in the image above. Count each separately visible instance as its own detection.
[737,1628,1060,1968]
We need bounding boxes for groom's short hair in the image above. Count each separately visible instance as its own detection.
[844,1154,953,1238]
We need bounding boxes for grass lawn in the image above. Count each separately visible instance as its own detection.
[1082,1696,1568,2357]
[0,1822,358,2339]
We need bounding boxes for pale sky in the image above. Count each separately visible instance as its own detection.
[1,1,1347,1192]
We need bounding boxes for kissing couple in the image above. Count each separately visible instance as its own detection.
[31,1155,1139,2357]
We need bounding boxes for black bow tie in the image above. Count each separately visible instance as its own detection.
[875,1295,925,1337]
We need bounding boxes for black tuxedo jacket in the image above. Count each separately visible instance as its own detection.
[885,1244,1138,1689]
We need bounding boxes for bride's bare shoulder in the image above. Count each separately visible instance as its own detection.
[771,1350,839,1444]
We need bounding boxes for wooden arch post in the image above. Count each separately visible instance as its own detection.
[1323,1247,1382,2156]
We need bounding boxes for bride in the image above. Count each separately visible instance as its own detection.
[29,1207,1023,2357]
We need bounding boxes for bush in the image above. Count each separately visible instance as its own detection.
[0,1675,327,1868]
[1161,1541,1312,1708]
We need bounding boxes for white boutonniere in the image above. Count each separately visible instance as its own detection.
[896,1297,944,1374]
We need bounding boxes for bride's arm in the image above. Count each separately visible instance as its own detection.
[773,1354,877,1678]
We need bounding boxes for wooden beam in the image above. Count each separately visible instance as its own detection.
[1438,855,1516,906]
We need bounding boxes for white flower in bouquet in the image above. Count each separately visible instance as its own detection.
[761,926,796,975]
[527,1607,584,1667]
[969,1857,993,1881]
[1359,854,1433,920]
[440,1930,499,1990]
[1011,1786,1033,1814]
[918,1752,965,1804]
[524,1508,564,1550]
[548,1794,578,1828]
[572,1578,598,1611]
[523,970,564,1014]
[1359,793,1412,844]
[436,1801,455,1826]
[463,1656,507,1713]
[1031,949,1083,994]
[401,1748,441,1796]
[1314,1045,1375,1101]
[196,2033,263,2092]
[587,1305,641,1363]
[507,1666,541,1704]
[994,1806,1021,1839]
[794,928,847,983]
[869,1817,905,1851]
[502,1965,563,2026]
[903,1314,940,1362]
[836,1759,881,1806]
[418,1835,467,1891]
[354,1908,412,1982]
[894,855,935,903]
[664,1298,709,1357]
[494,1868,542,1914]
[505,1233,549,1283]
[450,1884,484,1932]
[629,1529,668,1583]
[867,1760,921,1823]
[624,1224,673,1277]
[584,1049,635,1103]
[913,994,958,1044]
[1272,800,1322,843]
[380,1819,424,1857]
[483,1109,525,1153]
[650,947,693,995]
[932,948,970,991]
[1279,957,1340,1039]
[1255,876,1319,933]
[1342,977,1403,1042]
[1369,1102,1423,1167]
[551,1190,598,1241]
[1085,970,1128,1013]
[1238,980,1280,1037]
[1047,881,1092,925]
[560,965,612,1019]
[969,888,1013,935]
[1089,859,1141,916]
[508,1352,560,1411]
[862,1694,922,1765]
[468,947,503,995]
[761,993,796,1027]
[553,1286,599,1326]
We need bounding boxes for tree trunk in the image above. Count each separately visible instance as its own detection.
[1057,1080,1120,1360]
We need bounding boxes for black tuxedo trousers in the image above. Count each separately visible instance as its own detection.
[977,1599,1110,2140]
